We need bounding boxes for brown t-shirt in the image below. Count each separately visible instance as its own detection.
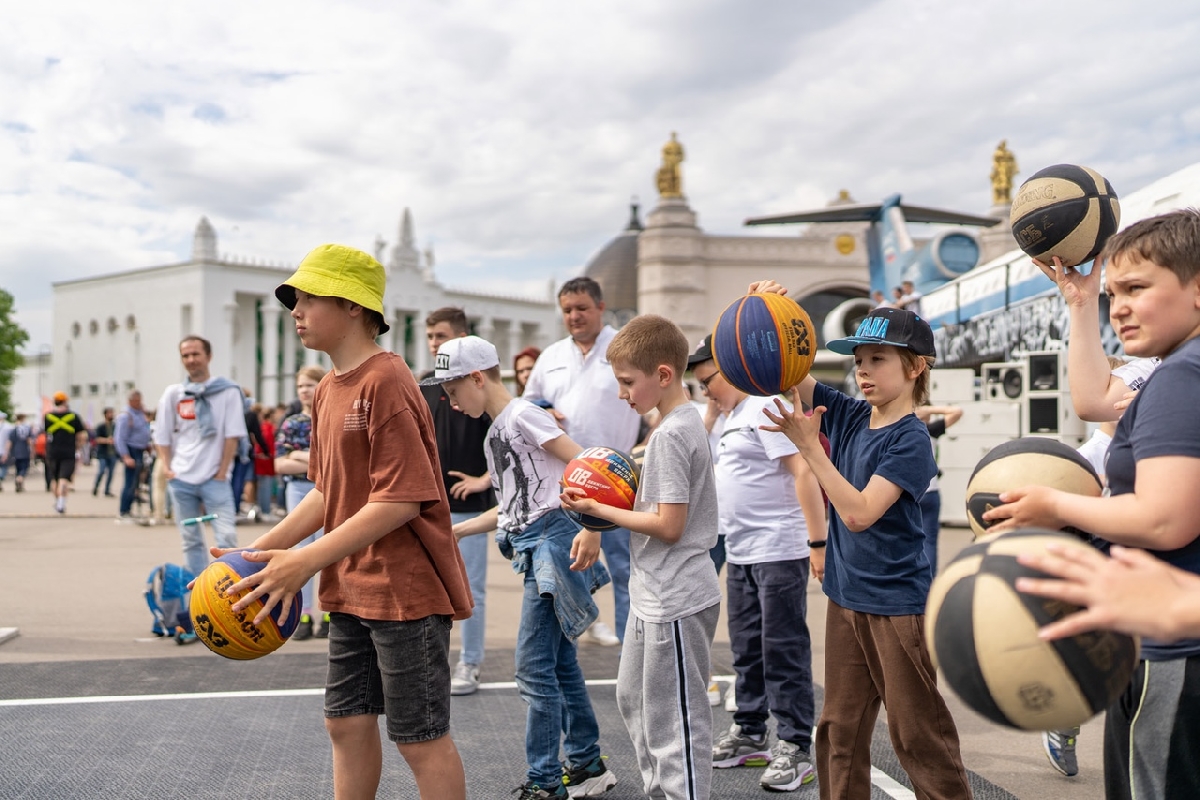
[310,351,472,621]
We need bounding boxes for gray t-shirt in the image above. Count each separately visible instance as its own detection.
[629,402,722,624]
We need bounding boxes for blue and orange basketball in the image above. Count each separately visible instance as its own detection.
[562,447,641,532]
[189,550,301,660]
[712,292,816,396]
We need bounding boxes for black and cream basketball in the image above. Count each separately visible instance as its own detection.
[1010,164,1121,268]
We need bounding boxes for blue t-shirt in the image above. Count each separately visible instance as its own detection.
[1104,334,1200,661]
[812,382,937,615]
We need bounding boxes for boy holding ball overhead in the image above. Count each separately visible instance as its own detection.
[561,314,722,800]
[432,335,618,800]
[755,285,971,800]
[987,209,1200,800]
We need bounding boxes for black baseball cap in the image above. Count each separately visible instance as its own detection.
[827,307,936,357]
[687,333,714,367]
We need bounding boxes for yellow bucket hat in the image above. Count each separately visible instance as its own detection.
[276,244,390,334]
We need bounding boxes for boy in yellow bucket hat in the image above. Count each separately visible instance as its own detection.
[218,243,473,798]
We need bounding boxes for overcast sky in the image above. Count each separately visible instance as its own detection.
[3,0,1199,349]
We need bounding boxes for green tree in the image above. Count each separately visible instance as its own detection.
[0,288,30,414]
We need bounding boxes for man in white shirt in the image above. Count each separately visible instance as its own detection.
[154,336,247,578]
[523,277,641,645]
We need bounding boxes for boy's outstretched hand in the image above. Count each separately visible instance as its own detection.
[760,387,825,455]
[569,527,602,572]
[747,279,787,296]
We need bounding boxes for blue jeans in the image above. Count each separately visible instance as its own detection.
[285,479,323,614]
[168,477,239,578]
[119,448,144,515]
[600,527,631,642]
[230,458,253,513]
[727,559,815,748]
[516,570,603,786]
[453,511,491,667]
[93,455,117,495]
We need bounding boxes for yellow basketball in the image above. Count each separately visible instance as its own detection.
[189,550,301,660]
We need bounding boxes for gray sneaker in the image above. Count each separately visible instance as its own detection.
[450,662,480,696]
[1042,727,1080,777]
[712,723,770,768]
[759,740,815,792]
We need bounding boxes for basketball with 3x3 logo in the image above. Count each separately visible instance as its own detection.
[190,550,301,660]
[562,447,641,531]
[712,292,816,396]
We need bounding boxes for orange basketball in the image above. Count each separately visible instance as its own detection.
[562,447,640,531]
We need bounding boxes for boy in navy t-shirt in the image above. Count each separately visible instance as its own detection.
[757,291,971,800]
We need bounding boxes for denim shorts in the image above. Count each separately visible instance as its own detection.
[324,612,453,743]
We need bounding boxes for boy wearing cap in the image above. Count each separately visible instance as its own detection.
[756,289,971,800]
[223,244,472,799]
[434,335,618,800]
[45,391,86,514]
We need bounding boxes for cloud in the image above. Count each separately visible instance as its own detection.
[2,0,1199,350]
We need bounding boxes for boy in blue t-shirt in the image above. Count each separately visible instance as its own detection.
[757,291,971,800]
[432,335,618,800]
[991,209,1200,800]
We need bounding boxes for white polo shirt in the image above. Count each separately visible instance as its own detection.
[523,325,641,453]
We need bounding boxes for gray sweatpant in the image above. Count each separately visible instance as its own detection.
[617,603,719,800]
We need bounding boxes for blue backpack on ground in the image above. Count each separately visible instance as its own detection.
[145,563,198,644]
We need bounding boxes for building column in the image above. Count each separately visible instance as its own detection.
[280,310,298,401]
[260,303,281,406]
[508,322,523,365]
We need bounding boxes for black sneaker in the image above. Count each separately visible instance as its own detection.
[562,756,617,797]
[314,612,330,639]
[293,614,314,641]
[513,781,567,799]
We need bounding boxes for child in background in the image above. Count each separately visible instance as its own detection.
[689,332,825,793]
[561,314,722,800]
[436,335,617,800]
[758,288,972,800]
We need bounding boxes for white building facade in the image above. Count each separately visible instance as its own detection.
[46,211,562,423]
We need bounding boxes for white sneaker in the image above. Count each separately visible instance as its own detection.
[450,662,480,696]
[725,683,738,712]
[707,681,722,706]
[585,621,620,646]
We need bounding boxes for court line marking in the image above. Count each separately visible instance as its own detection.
[0,674,923,798]
[871,767,917,800]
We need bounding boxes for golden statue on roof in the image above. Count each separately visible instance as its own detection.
[991,139,1019,206]
[656,132,685,198]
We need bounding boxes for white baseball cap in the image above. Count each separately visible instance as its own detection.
[419,336,500,385]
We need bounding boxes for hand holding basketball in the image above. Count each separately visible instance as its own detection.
[1017,544,1200,642]
[1033,255,1102,309]
[227,547,307,625]
[982,485,1064,533]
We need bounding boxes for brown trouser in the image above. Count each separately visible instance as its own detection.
[816,600,972,800]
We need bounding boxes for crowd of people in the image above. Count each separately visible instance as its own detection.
[6,208,1200,800]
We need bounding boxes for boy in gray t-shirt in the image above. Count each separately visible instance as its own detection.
[561,315,722,800]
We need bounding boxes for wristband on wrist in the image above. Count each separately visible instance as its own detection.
[808,539,827,549]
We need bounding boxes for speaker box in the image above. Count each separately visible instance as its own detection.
[1025,350,1069,393]
[981,362,1025,402]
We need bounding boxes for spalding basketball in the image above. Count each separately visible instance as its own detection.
[712,292,816,396]
[1010,164,1121,268]
[966,437,1102,540]
[562,446,640,531]
[926,528,1138,730]
[190,550,301,660]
